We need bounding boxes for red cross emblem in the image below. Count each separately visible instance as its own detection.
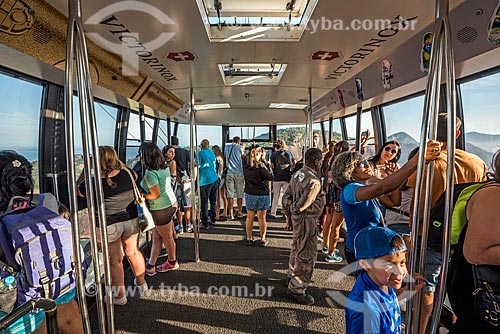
[166,51,197,62]
[310,50,341,61]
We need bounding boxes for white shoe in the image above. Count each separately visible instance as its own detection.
[134,278,149,296]
[112,295,127,306]
[439,327,449,334]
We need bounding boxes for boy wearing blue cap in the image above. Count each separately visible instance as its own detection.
[345,226,419,334]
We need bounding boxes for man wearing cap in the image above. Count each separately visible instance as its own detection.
[282,148,325,305]
[346,227,412,334]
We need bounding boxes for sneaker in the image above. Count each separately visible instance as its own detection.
[145,263,156,277]
[229,215,235,221]
[325,254,343,263]
[186,226,193,233]
[209,220,216,226]
[260,239,269,247]
[156,261,179,272]
[236,212,244,219]
[287,289,314,305]
[200,224,209,230]
[246,239,253,246]
[320,246,328,254]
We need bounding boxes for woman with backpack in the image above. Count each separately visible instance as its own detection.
[243,146,274,246]
[140,142,179,276]
[0,150,83,334]
[77,146,148,305]
[447,149,500,334]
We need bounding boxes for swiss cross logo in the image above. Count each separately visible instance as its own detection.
[165,51,197,61]
[310,50,341,61]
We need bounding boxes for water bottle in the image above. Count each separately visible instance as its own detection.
[0,276,16,293]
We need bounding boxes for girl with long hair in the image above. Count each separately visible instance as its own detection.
[140,142,179,276]
[78,146,147,305]
[243,146,274,246]
[212,145,228,220]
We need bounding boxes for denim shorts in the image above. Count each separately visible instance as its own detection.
[421,246,443,293]
[244,193,270,211]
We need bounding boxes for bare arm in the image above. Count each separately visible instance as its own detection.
[463,186,500,265]
[169,160,177,177]
[143,184,161,201]
[379,188,402,208]
[356,141,440,202]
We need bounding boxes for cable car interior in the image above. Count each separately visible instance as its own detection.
[1,0,500,333]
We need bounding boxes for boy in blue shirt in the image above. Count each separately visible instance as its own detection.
[345,227,418,334]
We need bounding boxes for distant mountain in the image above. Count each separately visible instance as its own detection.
[465,132,500,153]
[465,142,494,166]
[387,132,419,162]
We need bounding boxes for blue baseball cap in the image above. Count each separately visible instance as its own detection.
[354,227,407,260]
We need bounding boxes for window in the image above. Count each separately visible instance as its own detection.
[0,72,44,192]
[362,111,376,158]
[176,123,190,149]
[126,112,141,166]
[145,116,155,142]
[229,126,270,142]
[197,125,222,148]
[157,119,170,148]
[344,115,357,146]
[329,119,343,142]
[460,71,500,168]
[383,95,424,163]
[277,124,305,160]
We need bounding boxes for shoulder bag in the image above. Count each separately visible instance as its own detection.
[123,168,155,232]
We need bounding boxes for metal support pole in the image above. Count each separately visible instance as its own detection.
[355,106,362,152]
[406,1,455,333]
[189,87,200,263]
[328,117,333,143]
[64,2,90,333]
[304,87,313,151]
[65,0,114,333]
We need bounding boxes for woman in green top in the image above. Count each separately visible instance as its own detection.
[140,142,179,276]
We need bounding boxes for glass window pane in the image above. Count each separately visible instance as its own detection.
[0,72,43,193]
[197,125,222,148]
[331,119,343,141]
[158,119,170,148]
[460,72,500,168]
[94,101,117,147]
[145,116,154,142]
[229,126,270,141]
[362,111,376,157]
[383,95,424,163]
[277,124,305,160]
[176,123,190,148]
[345,115,357,146]
[126,112,141,166]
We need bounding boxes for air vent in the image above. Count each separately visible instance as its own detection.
[457,26,478,44]
[32,22,52,44]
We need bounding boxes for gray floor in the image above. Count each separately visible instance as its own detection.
[94,217,355,334]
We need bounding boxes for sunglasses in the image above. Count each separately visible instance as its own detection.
[357,160,370,168]
[384,147,398,155]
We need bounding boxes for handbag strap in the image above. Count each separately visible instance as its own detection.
[122,167,142,202]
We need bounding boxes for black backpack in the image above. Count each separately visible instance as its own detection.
[276,151,292,176]
[427,182,487,253]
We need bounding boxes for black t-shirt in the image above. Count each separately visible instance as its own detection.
[243,162,273,196]
[79,169,138,225]
[271,150,294,182]
[174,146,190,177]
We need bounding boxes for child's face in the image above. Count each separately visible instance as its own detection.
[365,251,407,290]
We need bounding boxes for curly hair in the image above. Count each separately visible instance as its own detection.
[331,151,364,188]
[98,146,122,188]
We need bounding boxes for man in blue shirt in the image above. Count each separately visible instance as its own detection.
[197,139,218,229]
[224,136,245,220]
[346,227,409,334]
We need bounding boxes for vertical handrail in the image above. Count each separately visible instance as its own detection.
[190,87,200,263]
[63,2,91,334]
[406,0,456,333]
[304,87,313,151]
[65,0,114,333]
[430,7,457,334]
